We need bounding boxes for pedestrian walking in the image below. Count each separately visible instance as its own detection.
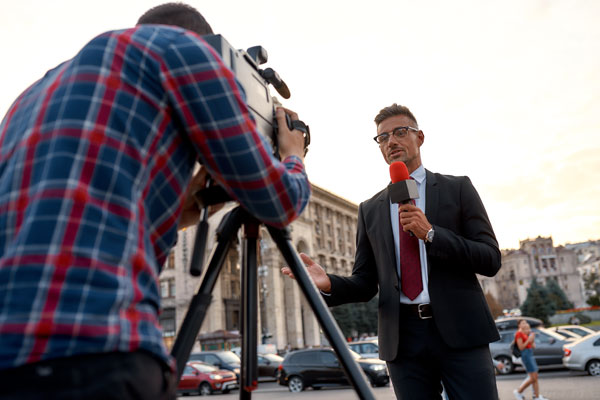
[513,319,550,400]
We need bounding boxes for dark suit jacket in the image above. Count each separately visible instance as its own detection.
[325,170,501,361]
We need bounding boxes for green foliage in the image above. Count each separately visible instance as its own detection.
[330,296,378,338]
[586,295,600,307]
[520,280,556,325]
[583,271,600,306]
[520,278,579,324]
[545,279,574,310]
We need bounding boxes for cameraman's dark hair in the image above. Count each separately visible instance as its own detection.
[137,2,213,35]
[374,103,418,128]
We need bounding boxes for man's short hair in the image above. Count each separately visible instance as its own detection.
[137,2,213,35]
[374,103,418,128]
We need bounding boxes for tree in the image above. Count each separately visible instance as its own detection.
[484,291,504,319]
[583,271,600,307]
[520,280,556,325]
[331,297,378,339]
[545,279,574,311]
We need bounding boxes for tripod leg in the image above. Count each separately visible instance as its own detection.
[240,222,259,399]
[171,208,245,381]
[266,226,376,400]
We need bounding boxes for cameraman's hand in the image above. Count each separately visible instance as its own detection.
[276,107,305,163]
[281,253,331,293]
[178,167,224,230]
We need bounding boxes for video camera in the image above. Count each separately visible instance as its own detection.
[202,34,310,158]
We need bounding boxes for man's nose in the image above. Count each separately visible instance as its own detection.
[387,133,402,145]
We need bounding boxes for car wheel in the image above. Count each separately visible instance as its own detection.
[586,360,600,376]
[198,382,212,396]
[495,356,514,375]
[222,389,230,394]
[288,376,305,392]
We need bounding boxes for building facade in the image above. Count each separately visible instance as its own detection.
[158,184,359,353]
[479,236,585,310]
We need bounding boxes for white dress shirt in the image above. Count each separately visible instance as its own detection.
[389,164,430,304]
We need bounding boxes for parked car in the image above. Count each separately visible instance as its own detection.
[547,324,597,340]
[495,316,543,331]
[348,339,379,359]
[277,348,389,391]
[230,344,277,357]
[258,353,284,380]
[563,332,600,376]
[490,327,574,374]
[178,361,238,396]
[188,351,241,381]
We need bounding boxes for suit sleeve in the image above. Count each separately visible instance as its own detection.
[324,202,379,307]
[427,177,501,277]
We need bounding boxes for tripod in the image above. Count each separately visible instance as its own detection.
[170,195,375,399]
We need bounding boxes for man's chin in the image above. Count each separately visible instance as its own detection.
[387,155,406,164]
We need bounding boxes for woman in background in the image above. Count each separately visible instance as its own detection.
[513,319,549,400]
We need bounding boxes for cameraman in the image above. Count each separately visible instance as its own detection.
[0,3,310,400]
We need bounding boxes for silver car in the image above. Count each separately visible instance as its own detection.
[562,331,600,376]
[490,327,574,374]
[348,339,379,359]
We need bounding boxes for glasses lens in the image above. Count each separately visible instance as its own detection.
[375,134,389,143]
[393,127,409,138]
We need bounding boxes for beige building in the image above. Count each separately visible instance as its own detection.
[158,184,359,353]
[479,236,585,311]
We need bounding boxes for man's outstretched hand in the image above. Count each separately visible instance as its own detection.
[281,253,332,293]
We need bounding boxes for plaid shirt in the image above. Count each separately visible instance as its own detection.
[0,26,310,370]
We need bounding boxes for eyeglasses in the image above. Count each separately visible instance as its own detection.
[373,126,419,144]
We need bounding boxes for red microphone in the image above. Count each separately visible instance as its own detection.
[389,161,410,183]
[388,161,419,204]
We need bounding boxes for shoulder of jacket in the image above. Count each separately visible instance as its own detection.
[360,187,387,208]
[427,170,471,185]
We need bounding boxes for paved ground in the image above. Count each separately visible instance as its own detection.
[180,369,599,399]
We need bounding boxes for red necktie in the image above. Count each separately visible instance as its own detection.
[399,200,423,300]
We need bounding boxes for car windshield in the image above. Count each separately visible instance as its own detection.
[191,363,217,373]
[264,354,283,362]
[539,328,570,341]
[567,327,593,337]
[218,352,241,364]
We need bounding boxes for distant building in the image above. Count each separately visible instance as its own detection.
[567,240,600,303]
[565,240,600,264]
[158,184,358,353]
[479,236,585,310]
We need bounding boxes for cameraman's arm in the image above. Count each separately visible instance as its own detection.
[161,32,310,228]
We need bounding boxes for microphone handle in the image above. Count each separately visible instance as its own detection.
[399,200,415,237]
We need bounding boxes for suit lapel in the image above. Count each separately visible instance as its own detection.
[377,189,399,288]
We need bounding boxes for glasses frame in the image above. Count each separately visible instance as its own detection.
[373,126,420,144]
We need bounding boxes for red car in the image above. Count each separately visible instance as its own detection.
[178,361,238,396]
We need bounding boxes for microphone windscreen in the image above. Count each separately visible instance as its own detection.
[389,161,409,183]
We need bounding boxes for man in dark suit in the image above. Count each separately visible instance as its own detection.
[282,103,501,399]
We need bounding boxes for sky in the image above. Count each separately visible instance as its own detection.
[1,0,598,250]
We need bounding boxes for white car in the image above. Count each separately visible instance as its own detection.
[547,325,597,340]
[348,339,379,359]
[562,331,600,376]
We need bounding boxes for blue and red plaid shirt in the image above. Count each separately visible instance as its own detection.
[0,25,310,370]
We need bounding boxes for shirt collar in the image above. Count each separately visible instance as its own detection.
[410,164,426,184]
